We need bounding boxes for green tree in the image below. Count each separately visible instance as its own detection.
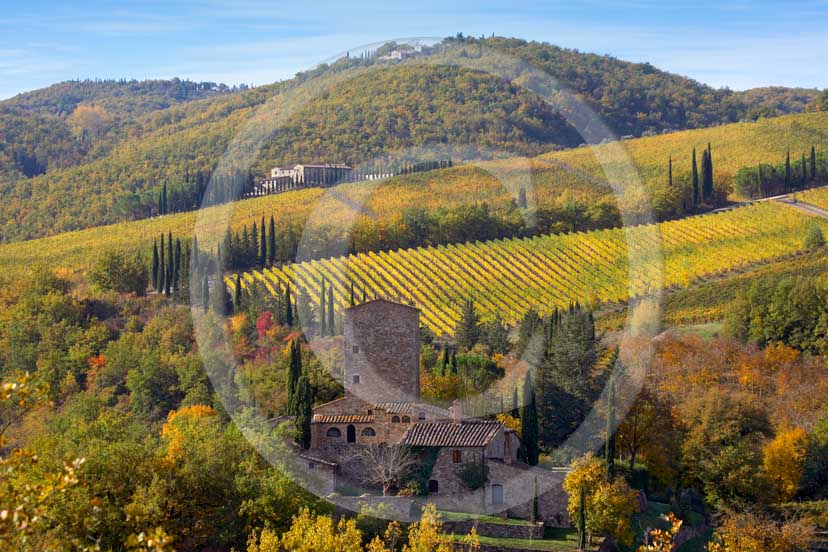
[482,312,510,355]
[804,221,826,250]
[151,239,160,291]
[785,150,792,191]
[268,216,276,266]
[802,417,828,498]
[89,249,149,296]
[166,231,173,296]
[259,217,267,268]
[285,282,294,327]
[319,280,327,337]
[680,389,773,507]
[286,339,302,415]
[295,374,312,449]
[327,286,335,335]
[455,298,481,351]
[519,372,539,465]
[211,277,233,316]
[234,274,242,309]
[811,145,817,181]
[691,147,699,205]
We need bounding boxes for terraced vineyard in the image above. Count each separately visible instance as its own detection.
[231,201,822,336]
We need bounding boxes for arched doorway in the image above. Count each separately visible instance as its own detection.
[347,425,356,443]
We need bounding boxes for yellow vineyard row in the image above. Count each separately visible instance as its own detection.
[229,201,820,336]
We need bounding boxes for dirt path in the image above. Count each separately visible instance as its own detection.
[777,196,828,219]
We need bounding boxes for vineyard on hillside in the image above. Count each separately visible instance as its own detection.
[231,201,821,336]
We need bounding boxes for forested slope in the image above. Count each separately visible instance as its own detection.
[0,36,821,243]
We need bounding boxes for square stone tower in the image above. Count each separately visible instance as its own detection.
[343,299,420,403]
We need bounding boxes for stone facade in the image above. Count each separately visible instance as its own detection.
[343,300,420,404]
[304,299,569,527]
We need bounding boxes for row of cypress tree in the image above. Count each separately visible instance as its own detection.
[668,143,715,207]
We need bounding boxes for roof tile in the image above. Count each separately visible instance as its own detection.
[399,420,502,448]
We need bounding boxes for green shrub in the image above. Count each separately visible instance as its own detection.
[88,249,149,295]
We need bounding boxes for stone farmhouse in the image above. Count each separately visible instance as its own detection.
[300,299,568,524]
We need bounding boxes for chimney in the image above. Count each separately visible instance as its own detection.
[449,400,463,422]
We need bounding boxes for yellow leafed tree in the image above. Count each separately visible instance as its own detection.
[763,426,808,501]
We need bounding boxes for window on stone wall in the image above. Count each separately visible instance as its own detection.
[402,416,410,423]
[452,450,462,463]
[428,480,439,493]
[362,427,376,436]
[353,345,359,353]
[352,375,360,384]
[492,484,504,505]
[418,412,426,420]
[308,462,316,470]
[326,427,341,438]
[392,415,401,423]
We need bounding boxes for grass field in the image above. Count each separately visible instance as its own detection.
[235,201,822,336]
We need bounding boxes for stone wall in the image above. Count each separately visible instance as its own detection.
[442,520,544,539]
[343,300,420,404]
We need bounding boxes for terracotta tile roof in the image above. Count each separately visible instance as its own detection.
[312,414,373,424]
[399,420,502,448]
[373,402,450,417]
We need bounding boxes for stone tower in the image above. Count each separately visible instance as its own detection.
[343,299,420,403]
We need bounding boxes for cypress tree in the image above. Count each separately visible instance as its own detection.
[212,277,233,315]
[519,372,539,466]
[285,281,294,326]
[668,155,672,187]
[441,347,450,375]
[785,151,792,191]
[455,297,481,351]
[259,217,267,267]
[250,223,259,269]
[173,239,181,292]
[295,374,312,449]
[327,286,334,335]
[159,234,166,295]
[362,287,367,303]
[162,182,168,214]
[319,280,327,336]
[166,231,173,296]
[605,376,617,477]
[702,144,714,201]
[151,239,159,290]
[192,235,200,270]
[234,274,242,309]
[512,386,520,419]
[811,146,817,181]
[286,339,302,414]
[691,147,700,205]
[349,282,355,306]
[450,351,458,375]
[268,215,276,265]
[201,272,209,312]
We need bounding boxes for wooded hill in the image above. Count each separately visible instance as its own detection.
[2,110,828,281]
[0,36,823,243]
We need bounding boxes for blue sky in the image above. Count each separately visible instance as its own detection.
[1,0,827,100]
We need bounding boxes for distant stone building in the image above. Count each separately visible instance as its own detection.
[301,298,569,525]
